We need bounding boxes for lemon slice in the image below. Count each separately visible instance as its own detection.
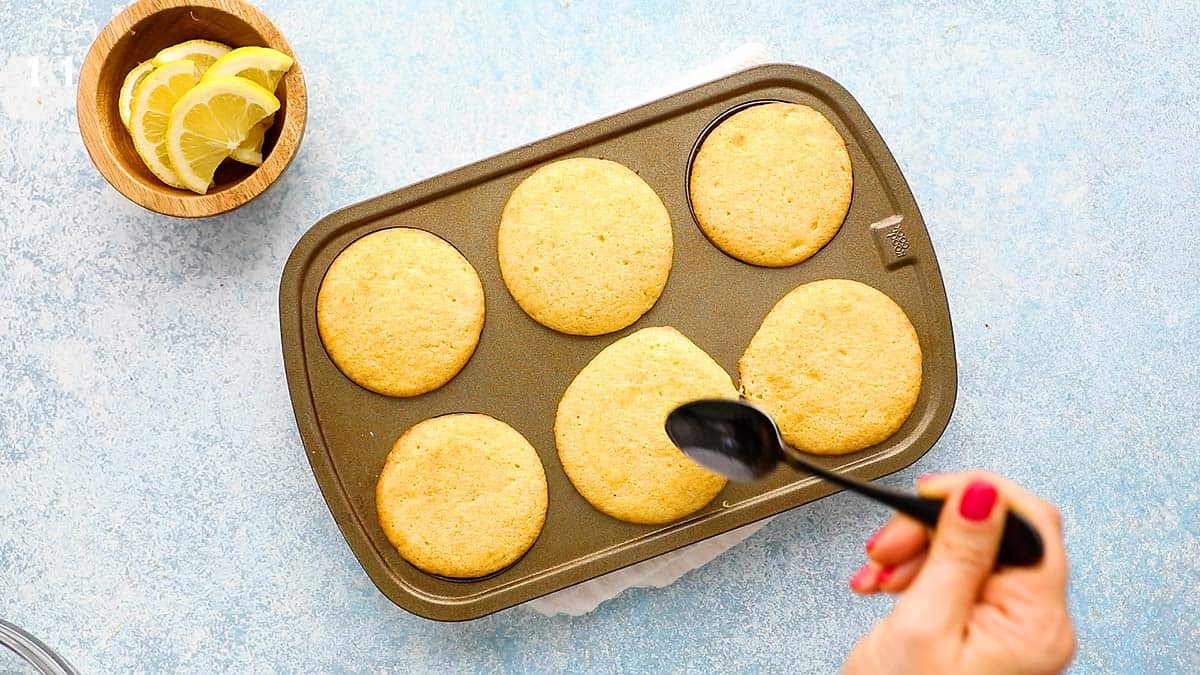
[118,60,155,129]
[128,59,200,189]
[202,47,293,167]
[201,46,293,91]
[229,115,272,166]
[152,39,230,72]
[166,76,280,194]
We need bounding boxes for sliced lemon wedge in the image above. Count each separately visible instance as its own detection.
[128,59,200,189]
[203,47,293,166]
[118,60,155,129]
[201,46,293,90]
[152,39,231,72]
[229,115,273,166]
[165,76,280,194]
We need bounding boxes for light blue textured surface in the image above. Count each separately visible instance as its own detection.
[2,1,1198,672]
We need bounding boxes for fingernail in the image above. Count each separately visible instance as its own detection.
[849,565,873,591]
[865,529,882,553]
[959,480,998,521]
[917,472,940,483]
[877,566,894,586]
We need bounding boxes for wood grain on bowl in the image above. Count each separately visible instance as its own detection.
[77,0,307,218]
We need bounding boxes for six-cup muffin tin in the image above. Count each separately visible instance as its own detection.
[280,64,957,621]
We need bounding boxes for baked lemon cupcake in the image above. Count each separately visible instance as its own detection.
[376,413,548,578]
[690,102,852,267]
[317,227,485,397]
[498,158,673,335]
[739,279,921,454]
[556,326,735,524]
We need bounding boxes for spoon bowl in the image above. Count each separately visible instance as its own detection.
[667,399,1045,567]
[665,398,781,481]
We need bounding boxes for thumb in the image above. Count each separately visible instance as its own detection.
[893,477,1006,631]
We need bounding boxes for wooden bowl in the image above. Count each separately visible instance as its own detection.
[77,0,307,218]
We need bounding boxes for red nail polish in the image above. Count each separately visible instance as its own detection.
[849,565,872,590]
[959,480,998,521]
[865,529,882,553]
[877,566,894,585]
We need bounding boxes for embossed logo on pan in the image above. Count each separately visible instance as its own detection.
[870,215,915,268]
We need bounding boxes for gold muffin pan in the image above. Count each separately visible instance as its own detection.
[280,64,957,620]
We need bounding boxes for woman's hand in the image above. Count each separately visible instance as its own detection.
[842,471,1075,675]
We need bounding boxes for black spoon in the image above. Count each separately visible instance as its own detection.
[665,399,1044,567]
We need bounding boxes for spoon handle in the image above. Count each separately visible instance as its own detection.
[779,454,1044,567]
